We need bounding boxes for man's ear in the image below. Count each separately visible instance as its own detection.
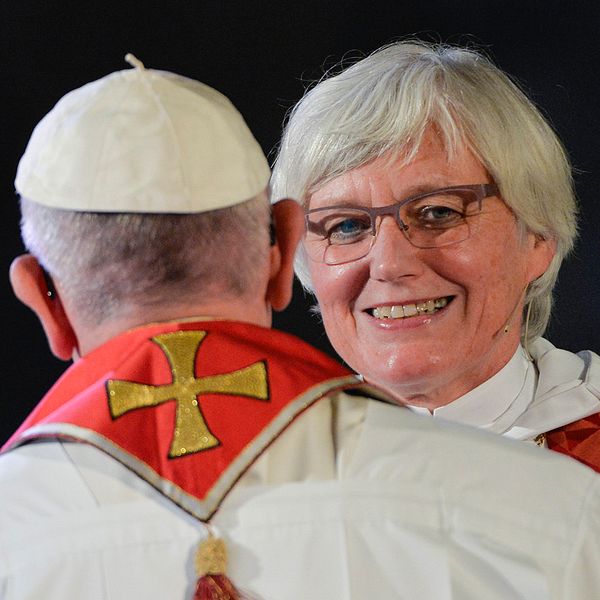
[266,199,304,311]
[10,254,78,360]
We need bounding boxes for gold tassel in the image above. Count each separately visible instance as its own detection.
[193,532,242,600]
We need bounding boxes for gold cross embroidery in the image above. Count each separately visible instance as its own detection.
[106,330,269,458]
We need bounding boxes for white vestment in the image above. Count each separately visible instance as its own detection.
[1,393,600,600]
[409,338,600,441]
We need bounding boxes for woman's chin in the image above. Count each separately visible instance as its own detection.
[361,356,450,400]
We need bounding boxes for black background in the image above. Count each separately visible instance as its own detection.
[2,1,599,444]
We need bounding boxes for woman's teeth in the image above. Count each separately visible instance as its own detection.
[372,297,449,319]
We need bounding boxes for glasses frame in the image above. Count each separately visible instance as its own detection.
[304,183,499,264]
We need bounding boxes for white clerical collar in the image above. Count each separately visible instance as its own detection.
[408,346,536,434]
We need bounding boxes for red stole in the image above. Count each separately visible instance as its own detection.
[546,412,600,473]
[2,320,364,520]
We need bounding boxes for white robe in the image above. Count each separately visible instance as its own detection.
[1,393,600,600]
[409,338,600,441]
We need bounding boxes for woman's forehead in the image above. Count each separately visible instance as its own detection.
[307,136,486,208]
[307,125,474,184]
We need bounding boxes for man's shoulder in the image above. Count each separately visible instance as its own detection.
[0,441,199,598]
[346,398,600,502]
[0,441,74,498]
[0,441,193,525]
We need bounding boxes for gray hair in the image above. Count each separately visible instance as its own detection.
[271,41,577,346]
[20,194,271,326]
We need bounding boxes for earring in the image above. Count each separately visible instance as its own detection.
[502,285,528,336]
[42,267,57,300]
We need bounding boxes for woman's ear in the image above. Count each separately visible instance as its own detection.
[526,233,557,283]
[266,199,304,311]
[10,254,78,360]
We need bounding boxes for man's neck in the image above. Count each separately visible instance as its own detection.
[75,300,272,357]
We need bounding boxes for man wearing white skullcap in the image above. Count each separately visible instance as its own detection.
[1,56,600,600]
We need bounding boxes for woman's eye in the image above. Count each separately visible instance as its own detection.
[327,216,370,243]
[407,195,467,228]
[420,205,462,222]
[406,192,471,228]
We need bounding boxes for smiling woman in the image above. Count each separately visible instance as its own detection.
[304,133,555,407]
[271,41,600,471]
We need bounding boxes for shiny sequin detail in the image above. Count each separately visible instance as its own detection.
[107,330,269,457]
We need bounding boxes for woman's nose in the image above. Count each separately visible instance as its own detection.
[368,217,425,281]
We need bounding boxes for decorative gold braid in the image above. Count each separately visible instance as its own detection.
[195,534,228,576]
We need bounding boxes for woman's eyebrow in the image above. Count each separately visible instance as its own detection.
[307,187,359,208]
[308,178,459,209]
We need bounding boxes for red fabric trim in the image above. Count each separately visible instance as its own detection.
[546,412,600,473]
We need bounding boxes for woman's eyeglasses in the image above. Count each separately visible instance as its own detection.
[304,183,499,265]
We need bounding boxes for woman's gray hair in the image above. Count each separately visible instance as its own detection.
[271,41,577,346]
[20,194,271,326]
